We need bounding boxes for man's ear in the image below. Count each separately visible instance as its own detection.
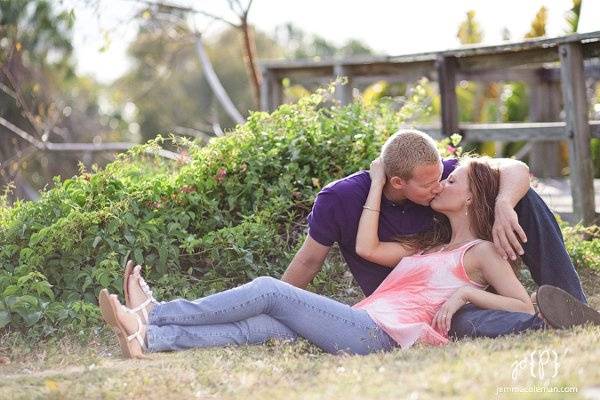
[389,176,407,189]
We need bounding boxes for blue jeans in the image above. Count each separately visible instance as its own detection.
[146,276,396,355]
[449,189,588,339]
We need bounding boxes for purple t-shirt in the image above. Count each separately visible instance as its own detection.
[307,159,458,296]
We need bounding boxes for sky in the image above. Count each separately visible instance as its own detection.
[67,0,600,84]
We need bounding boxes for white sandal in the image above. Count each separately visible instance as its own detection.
[124,268,158,325]
[99,289,148,359]
[121,304,148,352]
[129,270,159,324]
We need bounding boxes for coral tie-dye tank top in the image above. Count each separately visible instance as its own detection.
[353,239,487,349]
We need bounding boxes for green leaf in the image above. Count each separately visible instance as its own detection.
[0,310,11,329]
[92,236,102,248]
[124,232,135,244]
[2,285,19,297]
[98,272,111,288]
[34,281,55,300]
[4,295,18,309]
[16,310,42,327]
[123,212,137,227]
[81,275,93,293]
[133,249,144,265]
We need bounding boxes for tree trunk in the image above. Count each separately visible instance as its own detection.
[240,21,262,109]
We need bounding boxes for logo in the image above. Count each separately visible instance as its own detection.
[511,348,562,381]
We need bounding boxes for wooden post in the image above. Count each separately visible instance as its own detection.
[260,66,272,112]
[529,72,562,177]
[271,75,283,111]
[259,68,282,112]
[436,56,459,137]
[559,42,596,225]
[334,64,352,105]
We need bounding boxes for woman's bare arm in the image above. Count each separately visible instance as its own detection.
[355,158,415,268]
[461,241,534,314]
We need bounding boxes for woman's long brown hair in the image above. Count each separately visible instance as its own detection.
[465,157,500,241]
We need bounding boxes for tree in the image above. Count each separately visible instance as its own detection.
[564,0,582,33]
[0,1,148,201]
[525,6,548,38]
[457,10,483,44]
[274,23,374,59]
[0,0,75,198]
[117,17,375,142]
[130,0,263,109]
[116,16,282,142]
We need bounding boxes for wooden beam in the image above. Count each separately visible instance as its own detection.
[583,39,600,59]
[260,31,600,73]
[457,68,539,83]
[457,47,559,72]
[0,117,184,160]
[269,62,600,87]
[463,123,570,141]
[436,56,459,137]
[559,42,596,225]
[346,60,435,78]
[415,121,600,142]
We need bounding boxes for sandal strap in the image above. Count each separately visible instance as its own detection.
[122,305,147,350]
[127,331,147,350]
[130,297,152,324]
[138,277,159,304]
[128,275,158,324]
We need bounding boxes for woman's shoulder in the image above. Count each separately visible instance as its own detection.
[464,240,503,265]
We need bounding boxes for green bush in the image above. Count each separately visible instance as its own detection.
[2,82,593,338]
[1,84,454,336]
[560,219,600,273]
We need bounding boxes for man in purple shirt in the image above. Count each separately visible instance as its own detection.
[281,129,588,339]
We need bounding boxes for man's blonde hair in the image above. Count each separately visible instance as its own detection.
[381,129,441,180]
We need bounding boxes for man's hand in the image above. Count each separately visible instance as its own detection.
[492,198,527,261]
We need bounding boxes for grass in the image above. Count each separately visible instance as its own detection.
[1,267,599,400]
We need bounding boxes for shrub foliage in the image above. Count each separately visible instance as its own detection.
[0,83,597,337]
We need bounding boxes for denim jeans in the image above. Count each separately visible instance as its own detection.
[449,189,588,339]
[146,276,396,355]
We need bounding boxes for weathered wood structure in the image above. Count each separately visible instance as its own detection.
[260,32,600,225]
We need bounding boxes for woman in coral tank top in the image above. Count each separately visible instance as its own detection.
[353,156,534,348]
[99,157,545,358]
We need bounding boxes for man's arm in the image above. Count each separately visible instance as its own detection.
[491,158,531,206]
[489,158,531,260]
[281,234,331,289]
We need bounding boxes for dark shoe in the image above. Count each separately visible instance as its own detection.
[536,285,600,329]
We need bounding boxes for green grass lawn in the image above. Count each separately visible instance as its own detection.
[1,267,599,400]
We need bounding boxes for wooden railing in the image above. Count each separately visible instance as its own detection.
[260,32,600,224]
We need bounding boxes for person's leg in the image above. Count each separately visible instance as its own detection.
[449,304,546,339]
[515,189,587,302]
[450,189,587,340]
[146,314,298,352]
[148,276,395,355]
